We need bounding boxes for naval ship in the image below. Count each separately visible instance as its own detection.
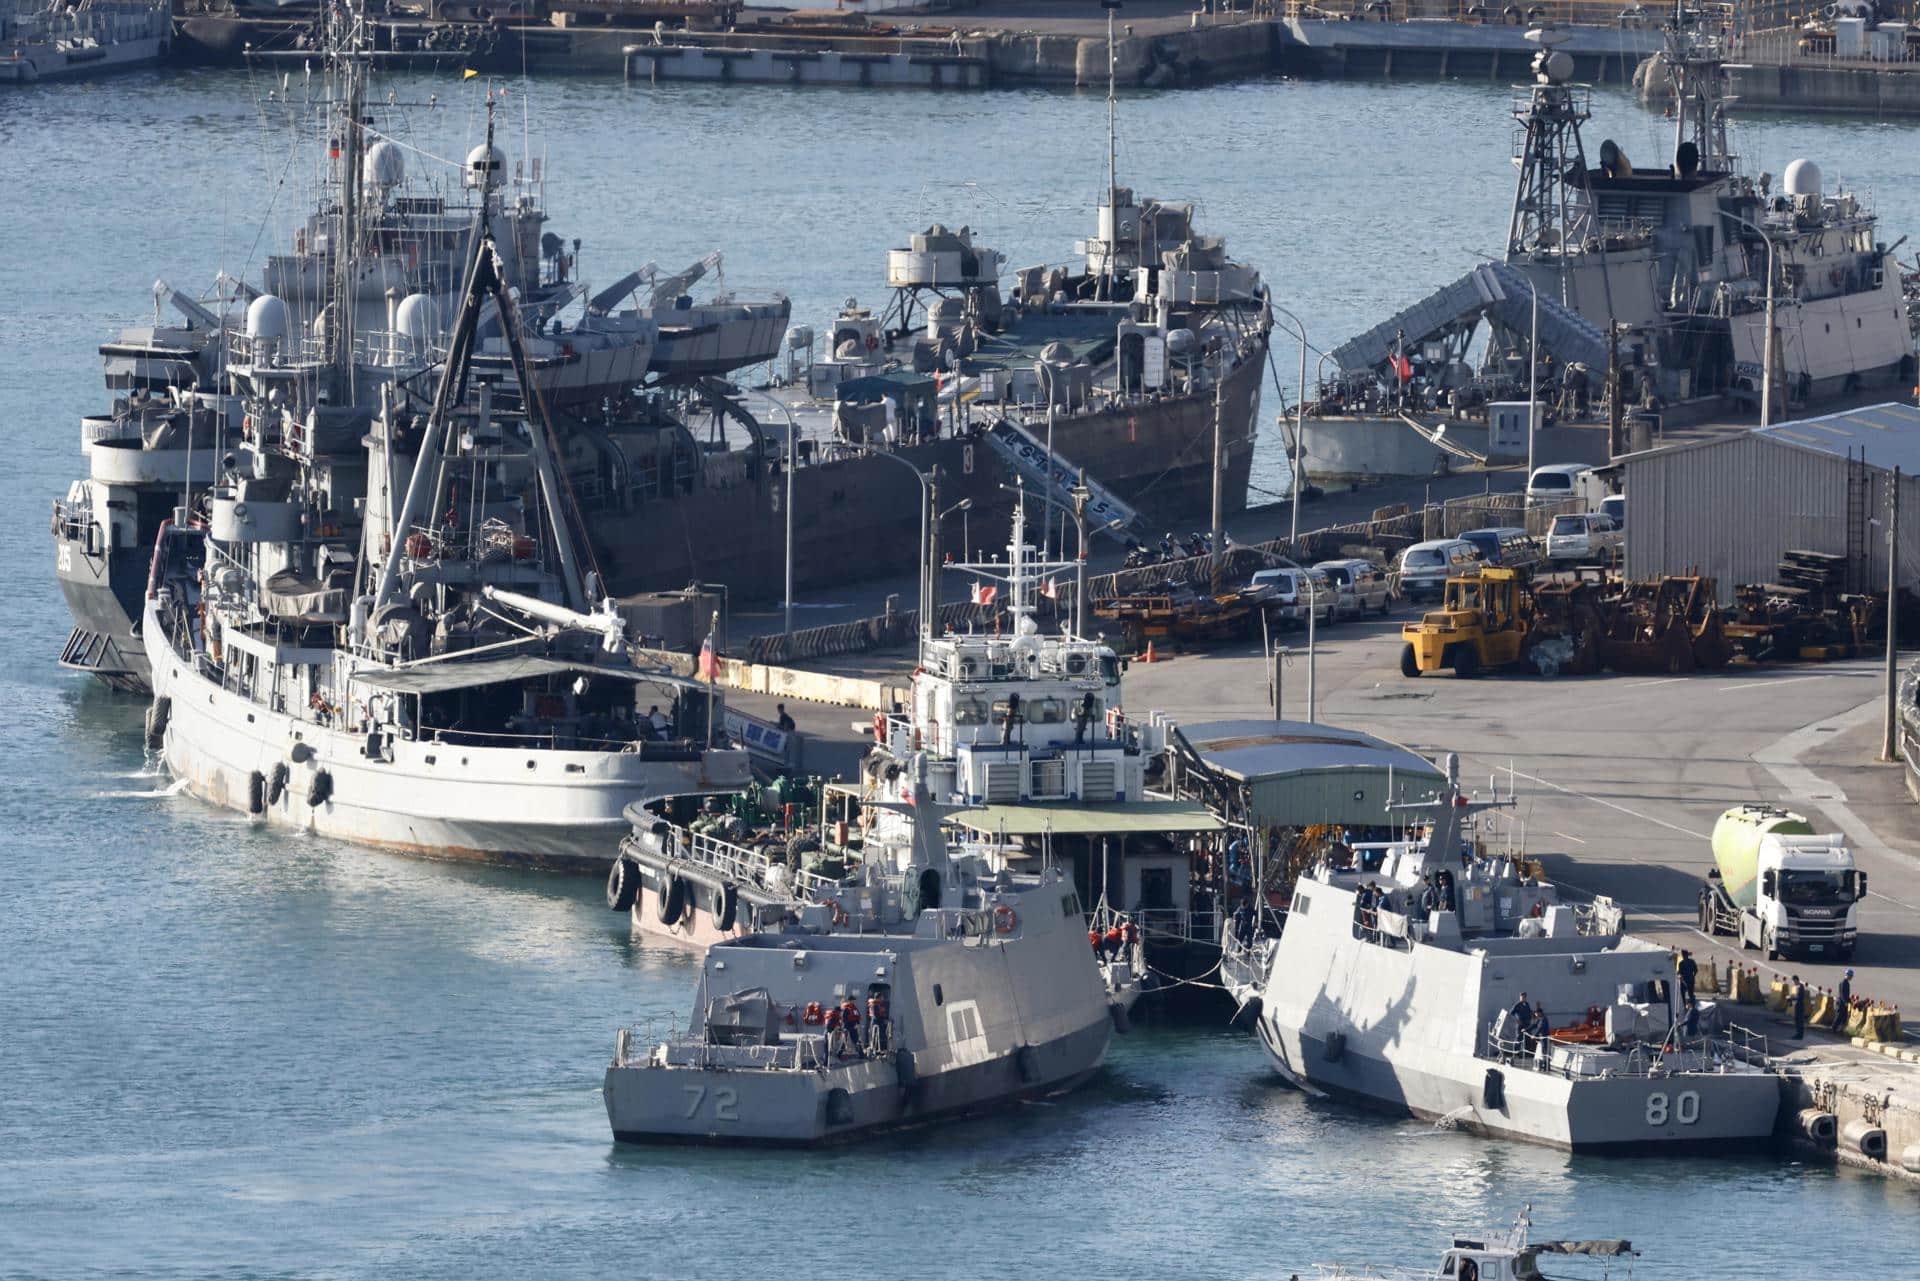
[51,0,785,693]
[0,0,169,82]
[1299,10,1915,484]
[142,192,747,869]
[603,762,1117,1146]
[1233,756,1781,1152]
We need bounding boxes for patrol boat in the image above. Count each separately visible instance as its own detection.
[141,206,748,869]
[1238,756,1780,1152]
[603,764,1116,1145]
[0,0,169,82]
[1315,1210,1639,1281]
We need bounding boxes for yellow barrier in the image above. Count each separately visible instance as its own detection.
[1767,978,1791,1012]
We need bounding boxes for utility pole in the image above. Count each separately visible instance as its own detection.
[1073,472,1091,639]
[926,465,943,635]
[1271,644,1286,720]
[1606,322,1624,458]
[1883,466,1902,761]
[1210,349,1225,594]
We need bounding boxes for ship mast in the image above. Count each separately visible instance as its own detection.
[1505,30,1592,308]
[1102,0,1121,300]
[328,0,369,400]
[1664,0,1734,174]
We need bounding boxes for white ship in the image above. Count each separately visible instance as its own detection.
[0,0,168,83]
[1235,757,1781,1152]
[143,199,747,870]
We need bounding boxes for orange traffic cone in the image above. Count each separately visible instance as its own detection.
[1142,641,1157,664]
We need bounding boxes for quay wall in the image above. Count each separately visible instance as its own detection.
[1637,47,1920,116]
[1780,1047,1920,1183]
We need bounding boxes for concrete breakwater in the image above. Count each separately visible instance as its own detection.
[1637,46,1920,116]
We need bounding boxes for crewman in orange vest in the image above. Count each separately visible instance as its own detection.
[1101,925,1125,961]
[867,991,890,1053]
[1088,928,1102,953]
[839,997,862,1058]
[823,1002,844,1058]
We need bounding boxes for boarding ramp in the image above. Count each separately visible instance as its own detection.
[1330,262,1609,377]
[981,415,1140,542]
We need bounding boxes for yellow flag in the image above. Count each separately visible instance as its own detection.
[462,68,478,80]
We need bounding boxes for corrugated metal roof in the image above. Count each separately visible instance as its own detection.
[1755,402,1920,474]
[1181,719,1442,784]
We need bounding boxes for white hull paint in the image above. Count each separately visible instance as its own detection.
[146,607,747,870]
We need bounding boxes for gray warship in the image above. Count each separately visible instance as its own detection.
[1299,13,1915,484]
[603,765,1116,1145]
[0,0,169,82]
[142,139,747,870]
[1231,756,1781,1152]
[52,0,786,693]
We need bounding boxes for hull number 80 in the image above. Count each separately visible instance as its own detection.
[1646,1090,1701,1126]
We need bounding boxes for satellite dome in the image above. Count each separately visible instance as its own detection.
[245,294,290,344]
[1783,158,1823,198]
[464,142,506,192]
[362,139,405,191]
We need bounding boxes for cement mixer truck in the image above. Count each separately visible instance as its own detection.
[1697,805,1866,960]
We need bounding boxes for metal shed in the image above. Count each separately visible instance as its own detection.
[1620,403,1920,600]
[1177,719,1445,827]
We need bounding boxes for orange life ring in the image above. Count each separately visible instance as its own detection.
[992,905,1018,935]
[822,898,850,928]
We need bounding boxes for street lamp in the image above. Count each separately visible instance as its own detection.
[1723,210,1778,428]
[751,390,803,637]
[844,444,934,636]
[1271,303,1310,545]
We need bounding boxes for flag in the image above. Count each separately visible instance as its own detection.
[971,583,997,606]
[462,68,479,80]
[697,630,719,681]
[1394,354,1414,383]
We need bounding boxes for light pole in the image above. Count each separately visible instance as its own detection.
[932,495,972,629]
[1724,211,1778,428]
[846,444,933,636]
[754,392,802,637]
[1271,304,1310,545]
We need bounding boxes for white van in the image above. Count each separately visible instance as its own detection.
[1526,463,1594,503]
[1396,538,1481,603]
[1313,558,1393,617]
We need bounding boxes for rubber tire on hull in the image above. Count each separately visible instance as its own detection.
[607,858,638,912]
[658,875,687,925]
[307,769,333,808]
[1400,643,1420,678]
[247,770,266,816]
[267,762,289,806]
[145,696,171,751]
[713,881,739,932]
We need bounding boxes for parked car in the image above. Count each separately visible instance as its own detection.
[1545,512,1624,565]
[1526,463,1594,503]
[1250,566,1336,628]
[1396,538,1483,603]
[1458,526,1539,569]
[1313,558,1393,617]
[1599,493,1625,529]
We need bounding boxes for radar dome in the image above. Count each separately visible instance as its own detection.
[395,293,440,343]
[1783,158,1823,198]
[464,142,506,192]
[1040,340,1073,365]
[1166,327,1198,355]
[245,294,290,344]
[363,139,405,191]
[1541,50,1574,83]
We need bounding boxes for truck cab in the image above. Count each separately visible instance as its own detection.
[1703,805,1865,960]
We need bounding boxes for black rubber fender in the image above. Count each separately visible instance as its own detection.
[713,881,739,932]
[266,762,289,806]
[247,770,266,816]
[657,874,687,925]
[606,858,638,912]
[307,769,333,808]
[144,696,171,751]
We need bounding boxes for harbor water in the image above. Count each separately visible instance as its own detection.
[5,70,1919,1277]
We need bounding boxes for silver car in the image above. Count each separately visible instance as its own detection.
[1313,558,1392,617]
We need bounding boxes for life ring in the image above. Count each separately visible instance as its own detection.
[712,881,739,931]
[658,874,687,924]
[993,905,1018,935]
[822,897,850,928]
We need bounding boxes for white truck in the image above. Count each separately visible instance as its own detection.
[1697,805,1866,961]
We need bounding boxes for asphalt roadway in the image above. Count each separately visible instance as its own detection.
[1120,618,1920,1031]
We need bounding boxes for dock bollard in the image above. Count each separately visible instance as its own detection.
[1839,1118,1888,1161]
[1796,1109,1838,1145]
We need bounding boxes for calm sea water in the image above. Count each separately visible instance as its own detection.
[4,69,1918,1278]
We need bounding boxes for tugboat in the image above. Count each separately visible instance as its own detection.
[1237,755,1781,1152]
[1314,1209,1641,1281]
[602,763,1118,1146]
[142,194,748,869]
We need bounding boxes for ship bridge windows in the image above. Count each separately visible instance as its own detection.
[1027,697,1067,725]
[954,697,991,727]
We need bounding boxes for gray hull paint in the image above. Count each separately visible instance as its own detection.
[604,1017,1111,1147]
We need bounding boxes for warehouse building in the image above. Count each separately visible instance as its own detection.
[1620,402,1920,600]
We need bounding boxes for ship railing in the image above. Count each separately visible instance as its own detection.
[916,907,998,944]
[425,726,639,752]
[1218,929,1272,997]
